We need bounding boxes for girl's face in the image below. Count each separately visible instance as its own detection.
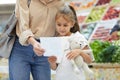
[55,16,74,36]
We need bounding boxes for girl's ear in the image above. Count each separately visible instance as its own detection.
[71,21,75,28]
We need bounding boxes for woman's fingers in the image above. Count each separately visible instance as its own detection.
[34,45,45,56]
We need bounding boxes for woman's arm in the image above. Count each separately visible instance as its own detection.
[15,0,34,45]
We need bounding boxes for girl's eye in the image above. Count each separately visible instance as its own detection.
[57,24,61,26]
[64,24,68,27]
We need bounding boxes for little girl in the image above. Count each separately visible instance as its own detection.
[48,5,94,80]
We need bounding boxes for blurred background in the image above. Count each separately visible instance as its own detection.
[0,0,120,80]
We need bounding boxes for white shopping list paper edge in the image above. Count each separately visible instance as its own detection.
[40,37,69,63]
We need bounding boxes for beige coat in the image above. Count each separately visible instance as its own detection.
[15,0,64,45]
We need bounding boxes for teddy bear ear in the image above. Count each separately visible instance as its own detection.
[73,31,81,37]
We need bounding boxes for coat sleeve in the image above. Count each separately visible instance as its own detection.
[15,0,34,45]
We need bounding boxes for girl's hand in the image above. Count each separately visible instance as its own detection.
[66,49,82,60]
[48,56,57,64]
[66,49,92,64]
[48,56,57,70]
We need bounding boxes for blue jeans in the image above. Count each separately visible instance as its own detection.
[9,37,50,80]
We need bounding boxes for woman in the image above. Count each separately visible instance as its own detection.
[9,0,64,80]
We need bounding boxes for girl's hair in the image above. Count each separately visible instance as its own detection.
[55,5,80,33]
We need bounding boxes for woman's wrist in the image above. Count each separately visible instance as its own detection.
[28,36,37,45]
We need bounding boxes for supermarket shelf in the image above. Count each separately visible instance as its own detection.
[89,63,120,68]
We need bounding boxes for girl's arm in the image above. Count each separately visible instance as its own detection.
[80,49,93,64]
[50,63,58,70]
[66,49,92,64]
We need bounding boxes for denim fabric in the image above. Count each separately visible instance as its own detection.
[9,37,50,80]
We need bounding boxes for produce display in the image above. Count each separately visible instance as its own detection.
[89,19,117,41]
[85,6,107,23]
[90,40,111,62]
[112,46,120,63]
[67,0,120,41]
[77,15,86,24]
[69,0,97,11]
[103,5,120,20]
[96,0,111,6]
[90,26,110,41]
[69,1,81,11]
[80,23,97,39]
[77,10,91,24]
[90,40,120,63]
[111,0,120,4]
[68,0,120,24]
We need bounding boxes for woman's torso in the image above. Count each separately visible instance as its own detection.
[16,0,64,38]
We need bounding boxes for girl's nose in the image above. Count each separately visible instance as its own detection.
[60,26,65,30]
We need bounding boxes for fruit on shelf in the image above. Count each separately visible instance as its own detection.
[70,2,81,11]
[111,0,120,4]
[85,6,106,23]
[77,10,91,24]
[70,0,97,11]
[80,23,97,39]
[80,0,97,10]
[102,6,120,20]
[77,16,86,24]
[91,26,111,41]
[96,0,111,6]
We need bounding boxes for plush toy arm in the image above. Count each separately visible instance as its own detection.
[70,59,81,74]
[64,49,82,74]
[74,56,93,75]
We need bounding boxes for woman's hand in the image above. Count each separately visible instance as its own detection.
[32,41,45,56]
[28,36,45,56]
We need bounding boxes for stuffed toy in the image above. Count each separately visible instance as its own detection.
[66,32,93,75]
